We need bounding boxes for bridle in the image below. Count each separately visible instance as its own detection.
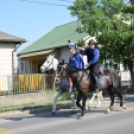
[42,58,53,72]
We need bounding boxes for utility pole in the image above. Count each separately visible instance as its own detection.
[132,59,134,93]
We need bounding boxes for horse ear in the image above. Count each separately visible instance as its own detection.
[59,59,64,65]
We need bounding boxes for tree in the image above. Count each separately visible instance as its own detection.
[68,0,134,92]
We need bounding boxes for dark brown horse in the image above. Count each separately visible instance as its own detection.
[55,63,126,116]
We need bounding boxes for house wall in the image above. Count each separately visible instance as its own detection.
[59,47,71,63]
[0,42,17,75]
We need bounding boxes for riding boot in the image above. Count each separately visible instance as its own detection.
[69,83,73,93]
[94,76,100,93]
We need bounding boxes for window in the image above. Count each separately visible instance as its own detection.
[21,63,24,71]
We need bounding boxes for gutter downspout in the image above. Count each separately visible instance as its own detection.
[12,42,22,75]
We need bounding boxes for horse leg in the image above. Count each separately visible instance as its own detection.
[68,83,76,112]
[52,89,63,114]
[107,88,115,113]
[88,93,96,110]
[96,93,102,108]
[112,72,126,109]
[69,92,76,112]
[114,88,126,109]
[113,81,126,109]
[82,95,87,116]
[76,93,82,110]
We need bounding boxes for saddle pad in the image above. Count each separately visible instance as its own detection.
[98,69,102,78]
[68,77,73,83]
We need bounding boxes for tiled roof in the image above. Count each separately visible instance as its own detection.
[18,20,88,55]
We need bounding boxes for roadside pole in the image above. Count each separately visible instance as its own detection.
[132,59,134,93]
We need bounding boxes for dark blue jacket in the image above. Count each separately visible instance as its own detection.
[80,47,100,66]
[69,52,84,69]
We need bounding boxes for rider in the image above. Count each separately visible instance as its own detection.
[69,42,84,92]
[80,39,100,93]
[69,43,84,69]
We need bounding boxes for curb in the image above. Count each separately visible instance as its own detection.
[0,104,72,120]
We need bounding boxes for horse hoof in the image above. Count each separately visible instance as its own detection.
[76,116,82,120]
[106,109,111,114]
[52,111,56,115]
[81,114,84,117]
[87,107,90,111]
[95,105,100,108]
[123,104,126,109]
[110,108,113,111]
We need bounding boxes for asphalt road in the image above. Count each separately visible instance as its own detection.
[0,97,134,134]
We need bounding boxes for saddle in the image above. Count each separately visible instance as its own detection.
[88,69,102,85]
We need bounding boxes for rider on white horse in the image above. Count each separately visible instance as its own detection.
[69,42,84,93]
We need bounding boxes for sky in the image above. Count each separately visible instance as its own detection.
[0,0,76,52]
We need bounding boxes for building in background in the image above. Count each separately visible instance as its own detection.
[17,20,131,83]
[17,20,91,74]
[0,31,26,75]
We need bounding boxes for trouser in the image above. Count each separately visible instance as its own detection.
[90,71,100,90]
[88,63,100,91]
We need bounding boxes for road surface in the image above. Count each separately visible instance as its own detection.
[0,97,134,134]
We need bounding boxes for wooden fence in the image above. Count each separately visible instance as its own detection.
[0,73,55,95]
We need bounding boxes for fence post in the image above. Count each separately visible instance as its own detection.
[7,75,10,95]
[28,74,30,92]
[43,73,45,92]
[52,73,55,93]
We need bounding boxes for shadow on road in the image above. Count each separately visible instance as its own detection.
[5,107,123,122]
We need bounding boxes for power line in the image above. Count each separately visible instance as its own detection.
[21,0,69,7]
[58,0,74,2]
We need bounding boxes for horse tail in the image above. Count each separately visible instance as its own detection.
[110,70,121,90]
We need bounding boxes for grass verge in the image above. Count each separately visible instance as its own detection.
[0,101,72,114]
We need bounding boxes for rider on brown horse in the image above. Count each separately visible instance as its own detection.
[80,39,100,93]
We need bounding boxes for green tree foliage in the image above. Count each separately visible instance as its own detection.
[68,0,134,72]
[77,39,86,47]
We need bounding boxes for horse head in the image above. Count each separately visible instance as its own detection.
[40,53,58,73]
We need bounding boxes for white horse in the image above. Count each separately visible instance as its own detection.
[40,54,102,114]
[40,54,76,114]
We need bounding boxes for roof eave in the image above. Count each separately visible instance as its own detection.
[0,39,27,44]
[17,44,68,57]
